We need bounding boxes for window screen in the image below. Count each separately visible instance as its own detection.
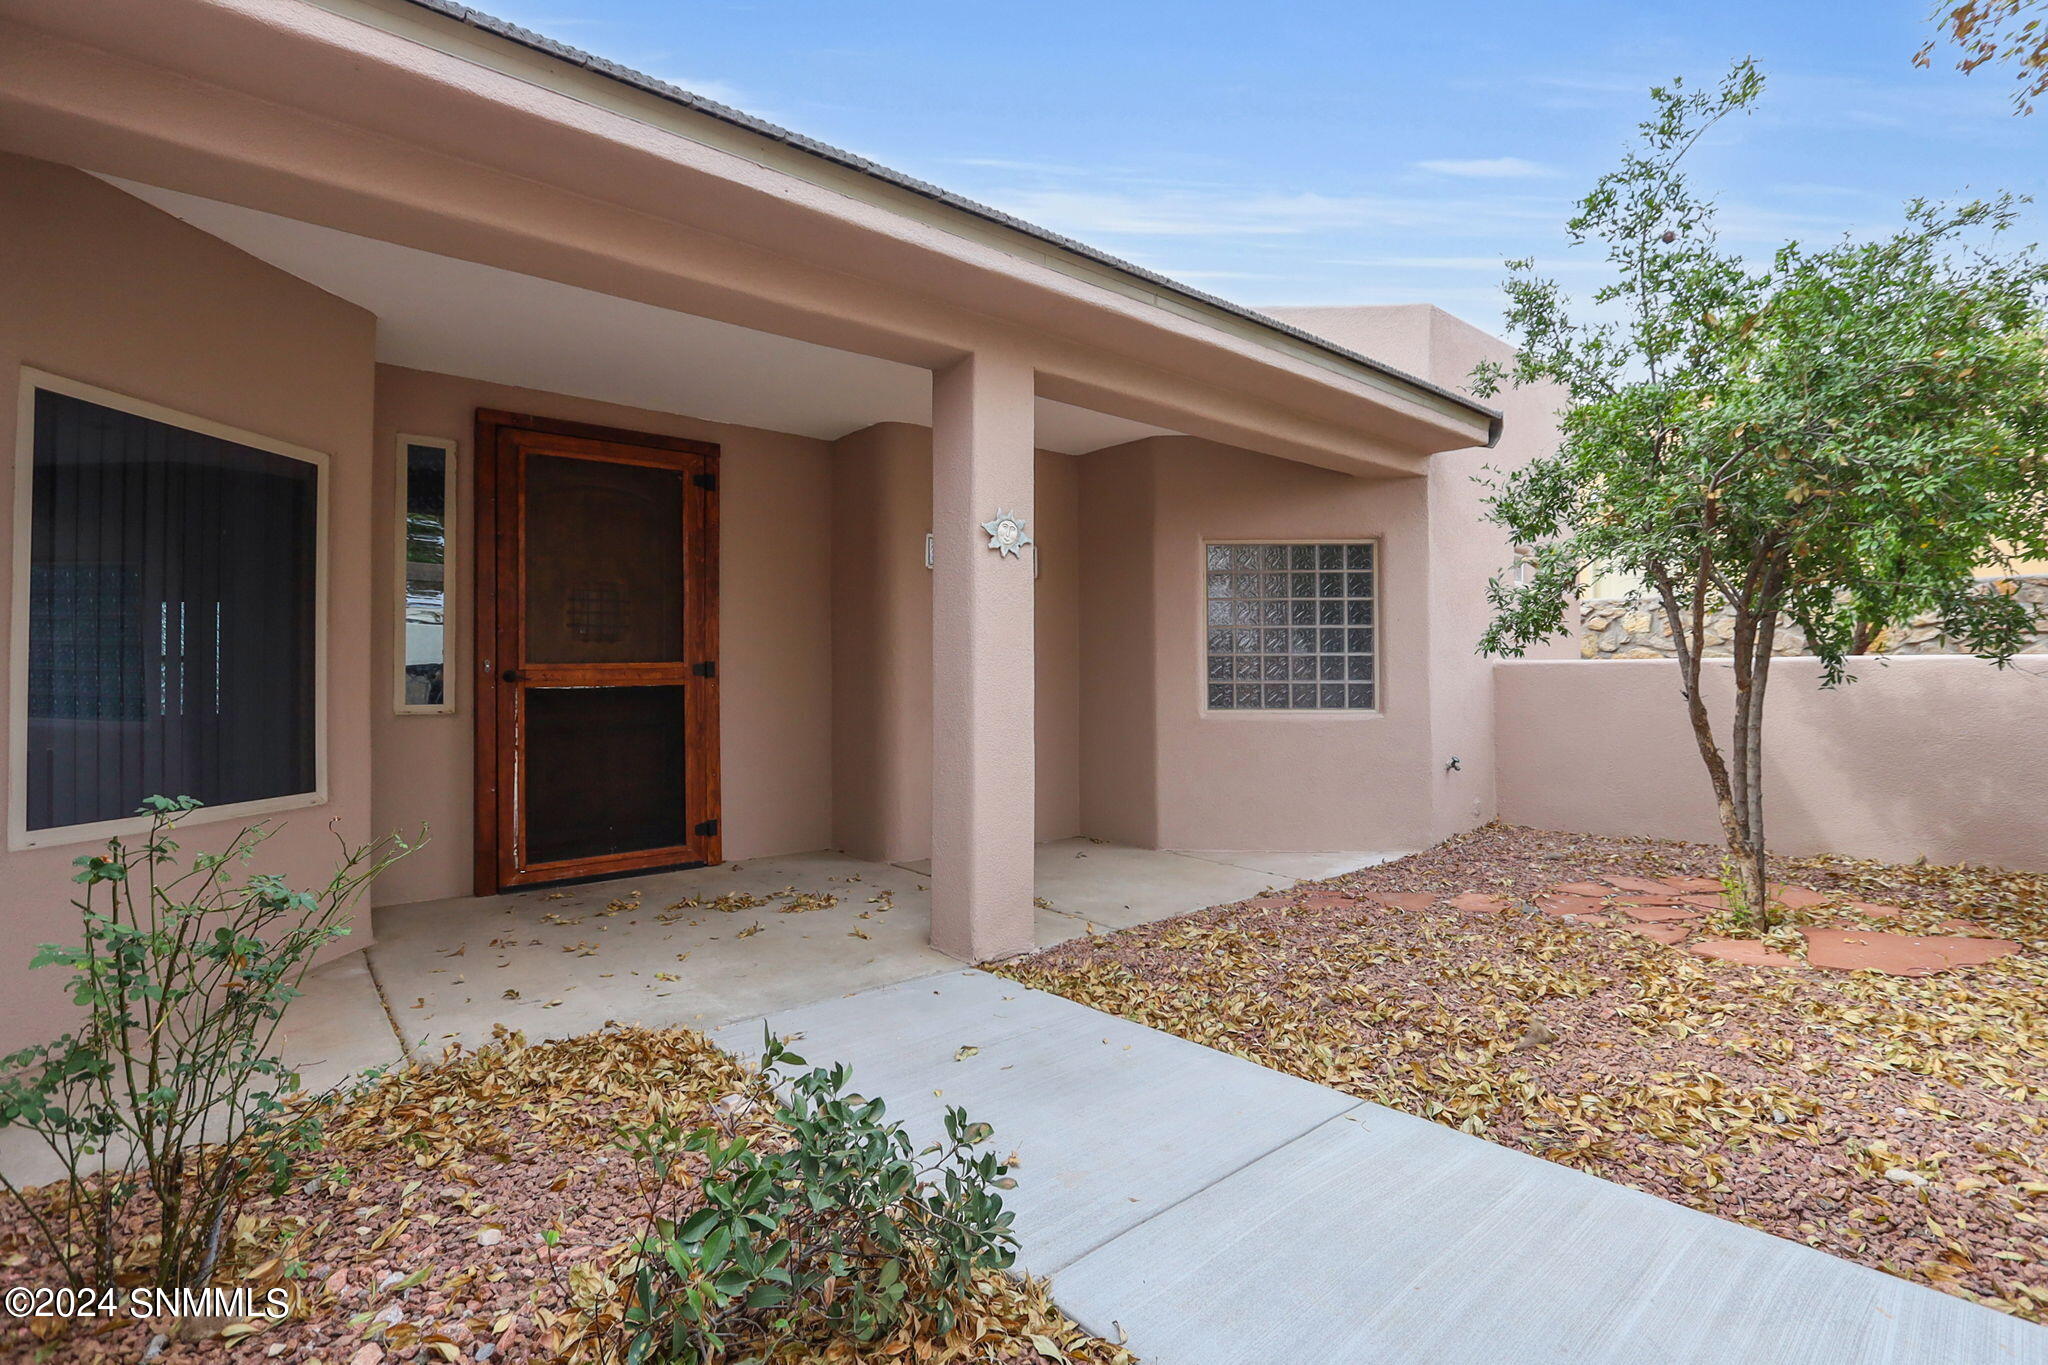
[1204,542,1376,710]
[24,387,319,833]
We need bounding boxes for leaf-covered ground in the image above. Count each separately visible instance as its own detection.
[994,823,2048,1323]
[0,1028,1134,1365]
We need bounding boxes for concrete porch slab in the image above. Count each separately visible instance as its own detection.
[366,852,987,1053]
[712,968,1358,1272]
[897,839,1389,931]
[281,952,409,1091]
[1173,848,1402,881]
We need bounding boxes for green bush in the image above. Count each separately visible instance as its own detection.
[0,796,413,1290]
[610,1030,1018,1362]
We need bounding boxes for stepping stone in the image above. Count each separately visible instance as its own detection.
[1767,884,1833,910]
[1624,922,1692,945]
[1676,893,1730,910]
[1800,928,2019,977]
[1362,892,1439,912]
[1618,902,1702,924]
[1843,902,1904,920]
[1243,895,1298,910]
[1686,939,1802,969]
[1296,894,1363,910]
[1602,875,1672,894]
[1659,877,1724,893]
[1550,882,1614,898]
[1534,894,1611,919]
[1447,893,1514,914]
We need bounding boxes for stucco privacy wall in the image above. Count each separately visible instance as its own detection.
[1495,657,2048,871]
[828,424,1081,863]
[0,154,377,1047]
[370,365,835,906]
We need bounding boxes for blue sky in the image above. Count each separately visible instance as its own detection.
[488,0,2048,334]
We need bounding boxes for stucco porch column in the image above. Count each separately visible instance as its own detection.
[929,349,1037,961]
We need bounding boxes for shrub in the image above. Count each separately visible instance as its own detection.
[0,796,413,1290]
[606,1030,1018,1362]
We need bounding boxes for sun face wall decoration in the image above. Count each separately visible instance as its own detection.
[981,509,1032,558]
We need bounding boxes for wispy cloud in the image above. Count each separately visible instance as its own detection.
[979,187,1562,240]
[1322,255,1608,272]
[1414,156,1556,179]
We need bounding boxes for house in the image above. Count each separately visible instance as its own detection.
[0,0,1561,1047]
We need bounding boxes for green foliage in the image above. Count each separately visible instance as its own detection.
[1474,61,2048,678]
[610,1030,1018,1363]
[0,797,415,1289]
[1470,60,2048,923]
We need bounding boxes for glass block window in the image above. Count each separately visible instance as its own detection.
[1204,542,1377,711]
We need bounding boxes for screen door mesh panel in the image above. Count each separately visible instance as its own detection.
[1204,542,1376,710]
[25,388,318,831]
[522,685,689,865]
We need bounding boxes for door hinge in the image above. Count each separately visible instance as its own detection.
[695,819,719,837]
[692,660,717,678]
[693,472,717,491]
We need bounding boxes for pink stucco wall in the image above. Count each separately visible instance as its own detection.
[370,365,836,905]
[828,423,1080,863]
[0,154,378,1048]
[1495,657,2048,871]
[1264,305,1575,846]
[1074,306,1567,855]
[1078,436,1437,851]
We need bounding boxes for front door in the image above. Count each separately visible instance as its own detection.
[474,410,719,891]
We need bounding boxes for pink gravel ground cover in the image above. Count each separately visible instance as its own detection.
[0,1027,1128,1365]
[995,823,2048,1324]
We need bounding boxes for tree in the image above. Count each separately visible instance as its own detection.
[1919,1,2048,113]
[1471,61,2048,928]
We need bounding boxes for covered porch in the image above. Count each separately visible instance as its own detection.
[282,841,1393,1088]
[0,0,1502,1055]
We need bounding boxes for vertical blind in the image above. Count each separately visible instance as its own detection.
[25,387,319,832]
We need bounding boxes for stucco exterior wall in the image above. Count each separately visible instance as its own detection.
[1078,435,1435,852]
[1495,657,2048,871]
[370,366,836,905]
[0,154,378,1045]
[1070,305,1566,856]
[828,423,1080,862]
[1263,305,1574,846]
[1075,445,1160,848]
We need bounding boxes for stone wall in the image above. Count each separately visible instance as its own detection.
[1578,576,2048,659]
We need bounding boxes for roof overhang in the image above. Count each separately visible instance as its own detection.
[0,0,1501,473]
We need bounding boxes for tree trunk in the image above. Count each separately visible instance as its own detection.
[1649,568,1757,915]
[1740,571,1784,927]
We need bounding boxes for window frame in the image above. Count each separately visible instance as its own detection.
[1197,536,1382,718]
[8,368,331,851]
[393,434,459,717]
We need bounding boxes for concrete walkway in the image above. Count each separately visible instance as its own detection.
[715,968,2048,1365]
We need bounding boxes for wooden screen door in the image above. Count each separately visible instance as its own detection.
[474,410,720,892]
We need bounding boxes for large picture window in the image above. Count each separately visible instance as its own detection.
[1204,541,1377,711]
[13,375,324,843]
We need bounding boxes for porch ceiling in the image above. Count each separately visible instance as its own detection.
[106,177,1179,454]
